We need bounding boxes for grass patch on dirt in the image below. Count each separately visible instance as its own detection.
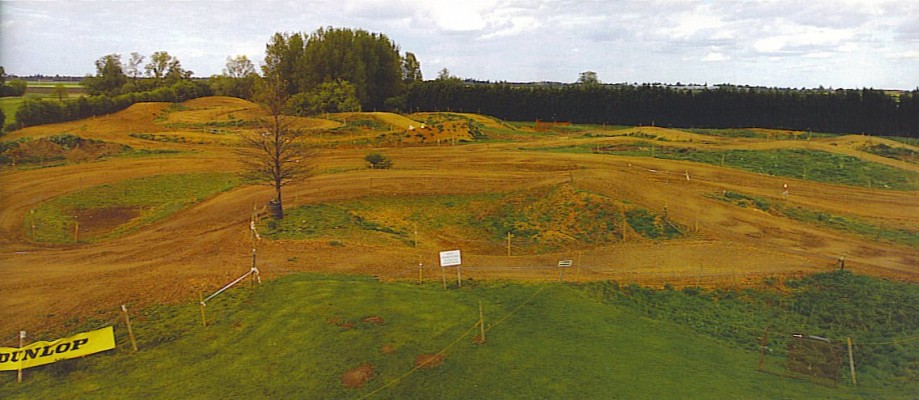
[858,142,919,164]
[711,191,919,248]
[654,148,916,190]
[548,143,918,190]
[5,273,909,399]
[27,173,240,243]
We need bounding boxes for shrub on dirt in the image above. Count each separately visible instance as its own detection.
[365,152,393,169]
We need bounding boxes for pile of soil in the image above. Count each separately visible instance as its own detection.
[1,136,128,165]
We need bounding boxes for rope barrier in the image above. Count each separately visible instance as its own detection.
[202,267,260,305]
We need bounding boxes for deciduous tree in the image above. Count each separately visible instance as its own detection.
[210,55,258,99]
[52,84,68,101]
[237,53,311,219]
[145,51,184,85]
[402,52,422,83]
[287,79,361,115]
[83,54,128,95]
[126,52,145,81]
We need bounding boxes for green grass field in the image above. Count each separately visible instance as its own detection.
[0,97,24,129]
[1,82,82,130]
[6,273,913,399]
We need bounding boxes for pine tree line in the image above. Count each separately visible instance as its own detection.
[406,81,919,138]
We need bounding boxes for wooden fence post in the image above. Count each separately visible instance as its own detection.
[758,327,769,370]
[847,337,857,385]
[18,331,25,383]
[121,304,139,352]
[478,301,486,344]
[199,293,207,329]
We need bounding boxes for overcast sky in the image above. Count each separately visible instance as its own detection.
[1,0,917,89]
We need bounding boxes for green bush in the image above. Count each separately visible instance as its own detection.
[364,152,393,169]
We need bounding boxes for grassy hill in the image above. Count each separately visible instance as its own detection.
[4,273,913,399]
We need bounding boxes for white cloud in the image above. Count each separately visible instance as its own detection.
[752,19,857,54]
[885,49,919,60]
[702,52,729,62]
[423,1,489,31]
[659,13,725,40]
[480,14,540,40]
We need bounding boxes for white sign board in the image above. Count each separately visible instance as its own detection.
[439,250,462,267]
[558,260,573,267]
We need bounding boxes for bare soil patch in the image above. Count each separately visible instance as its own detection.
[361,315,385,325]
[73,206,141,238]
[414,353,445,369]
[326,316,355,330]
[341,363,374,388]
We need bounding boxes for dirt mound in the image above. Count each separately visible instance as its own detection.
[361,315,385,325]
[117,102,172,121]
[182,96,255,109]
[414,353,445,369]
[341,363,374,388]
[330,112,422,130]
[412,112,511,130]
[480,183,630,249]
[1,135,129,166]
[165,97,264,125]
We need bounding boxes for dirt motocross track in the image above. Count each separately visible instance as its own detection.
[1,97,917,336]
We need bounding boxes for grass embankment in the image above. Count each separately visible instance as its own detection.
[27,173,240,243]
[539,143,918,190]
[5,272,913,399]
[714,190,919,249]
[261,184,683,253]
[583,271,919,387]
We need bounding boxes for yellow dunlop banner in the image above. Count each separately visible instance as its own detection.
[0,326,116,371]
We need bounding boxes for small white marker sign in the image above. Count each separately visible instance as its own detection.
[558,260,573,268]
[439,250,462,267]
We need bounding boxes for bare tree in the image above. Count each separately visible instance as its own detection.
[126,52,145,82]
[237,73,311,219]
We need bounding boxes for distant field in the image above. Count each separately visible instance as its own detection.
[0,81,83,128]
[24,80,83,90]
